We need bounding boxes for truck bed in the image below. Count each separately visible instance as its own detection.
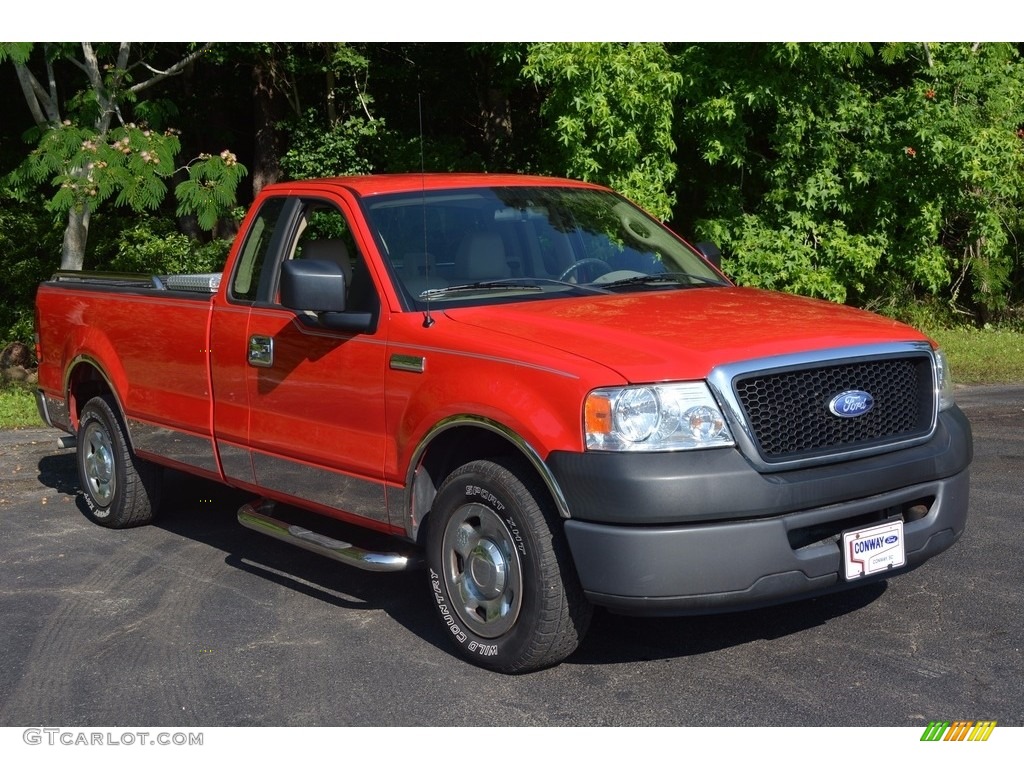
[36,273,221,478]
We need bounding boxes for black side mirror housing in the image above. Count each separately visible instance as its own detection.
[279,259,374,333]
[694,241,723,270]
[281,259,348,312]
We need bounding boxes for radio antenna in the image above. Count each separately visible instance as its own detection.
[419,93,434,329]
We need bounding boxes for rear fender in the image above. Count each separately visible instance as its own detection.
[62,324,130,434]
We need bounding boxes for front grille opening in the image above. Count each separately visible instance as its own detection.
[787,496,936,553]
[734,356,935,464]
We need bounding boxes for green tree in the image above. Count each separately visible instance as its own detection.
[523,42,683,220]
[1,43,246,270]
[886,43,1024,321]
[0,195,62,344]
[277,44,391,179]
[673,42,1024,319]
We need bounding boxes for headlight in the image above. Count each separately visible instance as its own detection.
[585,382,734,451]
[934,348,955,412]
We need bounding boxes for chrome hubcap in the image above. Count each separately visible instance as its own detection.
[83,422,115,507]
[442,502,522,638]
[467,538,508,600]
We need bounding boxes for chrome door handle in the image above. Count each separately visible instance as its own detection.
[248,335,273,367]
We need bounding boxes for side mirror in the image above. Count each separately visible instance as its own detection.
[694,241,723,270]
[281,259,347,312]
[279,259,374,333]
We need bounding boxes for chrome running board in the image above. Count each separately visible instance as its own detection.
[238,500,422,573]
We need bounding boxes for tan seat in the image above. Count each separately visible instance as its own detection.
[300,239,353,286]
[454,232,510,282]
[399,251,446,299]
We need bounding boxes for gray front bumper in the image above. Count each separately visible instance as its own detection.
[564,467,969,615]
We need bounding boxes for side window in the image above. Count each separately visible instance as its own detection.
[293,207,359,275]
[231,197,288,302]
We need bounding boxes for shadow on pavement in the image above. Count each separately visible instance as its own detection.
[34,451,891,671]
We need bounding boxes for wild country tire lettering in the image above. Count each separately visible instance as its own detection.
[429,568,499,657]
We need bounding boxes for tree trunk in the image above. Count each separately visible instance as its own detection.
[480,87,513,147]
[60,55,116,271]
[61,207,90,271]
[252,56,282,195]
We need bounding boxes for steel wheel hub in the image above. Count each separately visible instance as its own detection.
[467,538,508,600]
[83,422,115,505]
[441,502,523,638]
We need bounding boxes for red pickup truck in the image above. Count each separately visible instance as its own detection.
[34,174,972,673]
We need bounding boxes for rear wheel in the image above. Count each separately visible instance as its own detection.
[76,395,161,528]
[426,457,591,673]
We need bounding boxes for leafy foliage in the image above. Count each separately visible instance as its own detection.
[280,111,386,179]
[2,42,243,270]
[10,119,247,235]
[174,150,248,231]
[896,43,1024,319]
[523,43,682,220]
[675,42,1024,318]
[2,41,1024,330]
[95,215,232,275]
[0,194,63,345]
[12,121,180,216]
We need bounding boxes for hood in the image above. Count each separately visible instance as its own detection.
[444,287,930,383]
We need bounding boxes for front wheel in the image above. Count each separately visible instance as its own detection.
[426,457,591,673]
[76,395,162,528]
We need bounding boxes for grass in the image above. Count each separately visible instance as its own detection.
[926,326,1024,385]
[0,382,43,429]
[0,327,1020,430]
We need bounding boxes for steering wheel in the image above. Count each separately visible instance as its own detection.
[558,258,612,282]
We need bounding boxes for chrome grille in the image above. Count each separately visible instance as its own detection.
[733,355,935,463]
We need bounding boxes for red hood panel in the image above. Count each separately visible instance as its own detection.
[445,287,930,383]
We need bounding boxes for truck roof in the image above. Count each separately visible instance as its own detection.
[262,173,605,197]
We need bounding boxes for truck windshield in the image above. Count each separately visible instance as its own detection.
[361,186,728,308]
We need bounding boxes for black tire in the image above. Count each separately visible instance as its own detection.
[76,395,161,528]
[426,457,592,673]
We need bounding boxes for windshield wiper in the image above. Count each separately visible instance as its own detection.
[419,278,608,301]
[598,272,726,290]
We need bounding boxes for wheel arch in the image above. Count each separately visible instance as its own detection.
[403,416,571,545]
[65,357,126,437]
[58,316,132,427]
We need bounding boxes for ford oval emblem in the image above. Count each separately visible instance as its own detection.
[828,390,874,418]
[884,534,899,545]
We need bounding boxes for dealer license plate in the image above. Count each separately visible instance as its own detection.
[842,519,906,581]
